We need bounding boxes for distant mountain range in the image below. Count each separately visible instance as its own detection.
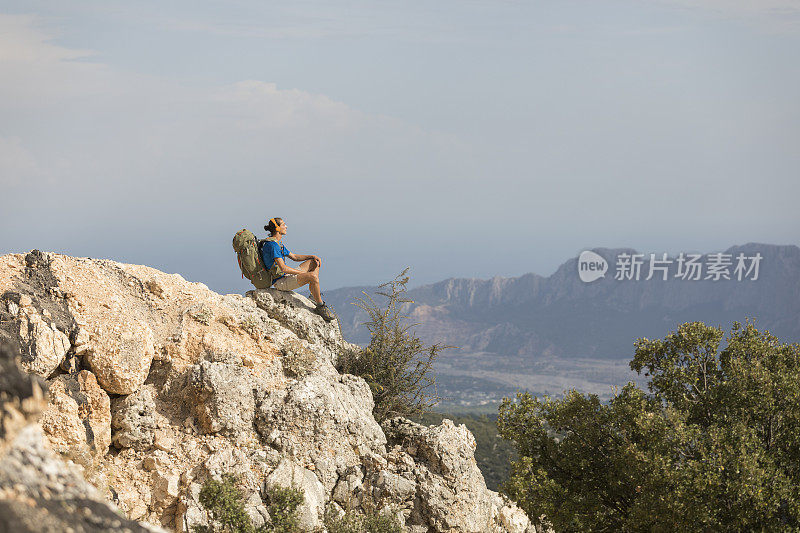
[327,243,799,354]
[323,243,800,405]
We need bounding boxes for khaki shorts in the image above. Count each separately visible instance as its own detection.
[272,274,302,291]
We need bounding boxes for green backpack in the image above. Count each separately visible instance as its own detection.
[232,229,282,289]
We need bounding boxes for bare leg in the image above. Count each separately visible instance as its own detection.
[297,258,318,273]
[296,265,323,304]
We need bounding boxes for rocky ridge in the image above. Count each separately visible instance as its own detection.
[0,251,537,532]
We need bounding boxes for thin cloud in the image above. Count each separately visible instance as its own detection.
[659,0,800,32]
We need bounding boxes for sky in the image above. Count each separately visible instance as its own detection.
[1,0,799,295]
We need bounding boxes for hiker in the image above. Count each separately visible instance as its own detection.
[261,217,336,322]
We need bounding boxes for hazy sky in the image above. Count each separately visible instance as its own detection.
[2,1,799,294]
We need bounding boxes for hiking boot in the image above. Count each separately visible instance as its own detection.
[314,302,336,323]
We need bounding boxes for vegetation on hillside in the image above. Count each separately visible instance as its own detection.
[338,268,447,422]
[498,320,800,531]
[193,475,303,533]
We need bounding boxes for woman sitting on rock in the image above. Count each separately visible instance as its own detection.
[261,217,336,322]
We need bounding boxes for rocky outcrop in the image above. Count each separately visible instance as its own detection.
[3,292,70,378]
[0,251,539,532]
[0,340,166,533]
[40,370,111,456]
[189,358,256,436]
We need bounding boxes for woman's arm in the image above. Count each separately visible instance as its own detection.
[274,258,305,275]
[288,252,322,267]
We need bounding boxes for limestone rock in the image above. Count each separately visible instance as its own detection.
[381,417,532,532]
[332,466,364,507]
[0,253,536,532]
[264,458,325,531]
[188,359,255,435]
[39,370,111,456]
[248,289,358,363]
[375,469,416,501]
[151,470,181,509]
[255,373,386,492]
[0,425,166,533]
[4,296,70,378]
[111,385,158,450]
[0,339,166,533]
[0,339,48,458]
[85,319,155,395]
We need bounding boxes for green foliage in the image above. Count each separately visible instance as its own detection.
[264,485,304,533]
[412,411,516,491]
[192,475,303,533]
[324,504,403,533]
[498,320,800,532]
[193,474,255,533]
[338,268,447,422]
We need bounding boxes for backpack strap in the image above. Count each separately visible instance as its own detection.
[257,238,268,269]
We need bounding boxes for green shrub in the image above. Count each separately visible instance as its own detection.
[192,474,254,533]
[324,504,403,533]
[338,268,448,422]
[192,475,303,533]
[264,485,304,533]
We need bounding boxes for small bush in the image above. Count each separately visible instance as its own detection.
[338,268,447,422]
[193,474,253,533]
[264,485,304,533]
[324,504,403,533]
[192,475,303,533]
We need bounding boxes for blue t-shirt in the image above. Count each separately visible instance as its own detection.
[261,239,292,282]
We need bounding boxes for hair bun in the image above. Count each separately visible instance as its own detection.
[264,225,269,231]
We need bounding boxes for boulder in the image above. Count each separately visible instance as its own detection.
[0,339,48,458]
[0,339,166,533]
[39,370,111,456]
[248,289,358,363]
[382,417,532,533]
[85,319,155,395]
[188,359,255,435]
[2,295,70,378]
[111,385,158,450]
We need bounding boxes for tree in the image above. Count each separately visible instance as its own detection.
[337,268,446,422]
[497,320,800,531]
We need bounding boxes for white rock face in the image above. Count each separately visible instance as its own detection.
[189,359,255,435]
[248,288,360,364]
[381,417,536,533]
[0,337,168,533]
[256,372,387,493]
[0,251,537,532]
